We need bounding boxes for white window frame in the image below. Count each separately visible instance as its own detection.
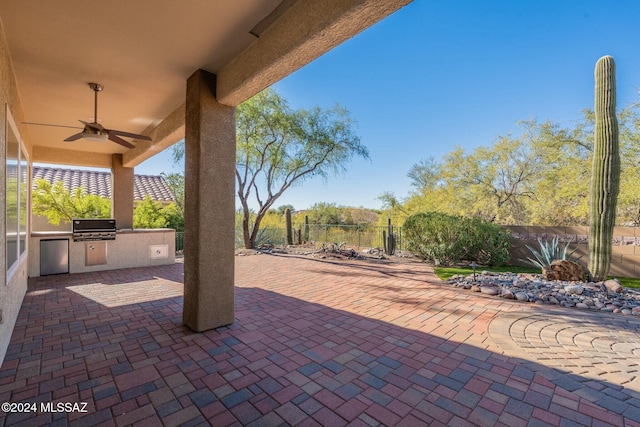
[6,106,29,283]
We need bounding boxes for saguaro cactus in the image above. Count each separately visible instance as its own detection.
[383,218,396,256]
[588,55,620,281]
[285,208,293,245]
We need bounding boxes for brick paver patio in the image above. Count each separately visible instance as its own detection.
[1,254,639,426]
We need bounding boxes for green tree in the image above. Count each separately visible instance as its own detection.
[161,172,185,215]
[173,88,367,248]
[391,119,596,226]
[407,156,441,197]
[32,178,111,225]
[133,196,181,229]
[305,202,354,225]
[162,203,185,231]
[376,192,410,227]
[275,205,295,215]
[385,99,640,228]
[522,118,591,225]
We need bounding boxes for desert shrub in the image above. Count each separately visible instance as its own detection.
[403,212,511,266]
[521,236,582,269]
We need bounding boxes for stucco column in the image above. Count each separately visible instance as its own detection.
[183,69,236,331]
[111,153,134,229]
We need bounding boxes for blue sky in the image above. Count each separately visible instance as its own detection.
[137,0,640,211]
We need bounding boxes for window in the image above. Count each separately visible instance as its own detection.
[5,107,28,281]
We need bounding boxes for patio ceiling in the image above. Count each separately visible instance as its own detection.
[0,0,410,168]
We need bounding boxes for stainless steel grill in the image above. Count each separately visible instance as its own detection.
[72,219,116,242]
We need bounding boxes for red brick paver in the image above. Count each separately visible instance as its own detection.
[0,254,639,426]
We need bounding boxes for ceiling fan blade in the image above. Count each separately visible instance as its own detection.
[108,129,152,141]
[64,132,84,142]
[79,120,104,131]
[24,122,83,130]
[108,134,135,149]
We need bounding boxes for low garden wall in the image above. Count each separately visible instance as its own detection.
[505,225,640,278]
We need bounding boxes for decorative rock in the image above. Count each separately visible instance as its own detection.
[444,271,640,316]
[542,259,585,282]
[604,279,623,294]
[481,286,500,296]
[564,284,584,295]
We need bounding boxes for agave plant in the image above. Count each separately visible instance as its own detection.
[522,236,583,269]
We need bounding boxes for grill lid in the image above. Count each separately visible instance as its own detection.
[73,219,117,241]
[72,218,116,232]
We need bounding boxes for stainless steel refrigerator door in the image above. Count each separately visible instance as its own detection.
[40,239,69,275]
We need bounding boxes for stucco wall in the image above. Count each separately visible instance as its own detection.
[505,225,640,278]
[0,21,31,364]
[31,214,71,232]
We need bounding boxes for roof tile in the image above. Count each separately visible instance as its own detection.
[32,166,176,202]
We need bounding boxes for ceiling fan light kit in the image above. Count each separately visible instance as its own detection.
[81,130,109,143]
[26,82,152,149]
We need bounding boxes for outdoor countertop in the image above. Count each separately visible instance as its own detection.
[31,228,175,237]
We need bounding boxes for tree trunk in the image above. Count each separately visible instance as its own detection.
[242,212,252,249]
[246,211,267,249]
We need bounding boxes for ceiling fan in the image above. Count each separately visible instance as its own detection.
[25,82,152,149]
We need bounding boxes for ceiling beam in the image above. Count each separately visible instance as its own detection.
[32,146,113,169]
[217,0,412,106]
[122,102,185,168]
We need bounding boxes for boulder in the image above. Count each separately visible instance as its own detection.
[604,279,623,294]
[542,260,585,282]
[501,289,514,299]
[481,286,500,296]
[564,284,584,295]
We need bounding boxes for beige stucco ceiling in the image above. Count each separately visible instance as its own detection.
[0,0,287,157]
[0,0,411,166]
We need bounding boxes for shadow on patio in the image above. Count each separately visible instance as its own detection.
[0,255,639,426]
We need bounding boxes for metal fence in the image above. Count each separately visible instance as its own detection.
[175,231,184,253]
[236,224,403,250]
[175,225,403,253]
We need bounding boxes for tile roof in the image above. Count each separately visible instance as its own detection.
[32,166,176,202]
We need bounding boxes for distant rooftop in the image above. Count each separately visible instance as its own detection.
[32,166,176,202]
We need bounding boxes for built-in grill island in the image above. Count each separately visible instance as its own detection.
[72,219,117,242]
[31,220,175,277]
